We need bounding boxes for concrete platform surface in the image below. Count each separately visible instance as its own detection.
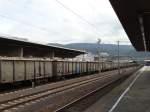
[111,66,150,112]
[83,66,149,112]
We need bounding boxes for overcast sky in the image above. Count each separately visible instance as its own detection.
[0,0,130,44]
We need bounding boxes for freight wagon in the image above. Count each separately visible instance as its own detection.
[0,58,137,84]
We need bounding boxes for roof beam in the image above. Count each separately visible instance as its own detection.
[138,14,147,51]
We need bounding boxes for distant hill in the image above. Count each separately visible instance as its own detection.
[48,43,150,58]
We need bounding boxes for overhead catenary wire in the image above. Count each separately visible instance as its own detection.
[0,0,106,38]
[0,14,54,33]
[0,0,123,42]
[54,0,106,37]
[0,12,103,39]
[6,0,127,42]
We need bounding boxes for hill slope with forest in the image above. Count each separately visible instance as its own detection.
[48,43,150,58]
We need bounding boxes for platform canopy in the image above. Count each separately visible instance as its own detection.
[109,0,150,51]
[0,36,85,58]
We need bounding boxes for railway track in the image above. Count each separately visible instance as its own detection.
[0,67,137,112]
[55,79,119,112]
[0,73,118,111]
[0,69,118,103]
[55,73,130,112]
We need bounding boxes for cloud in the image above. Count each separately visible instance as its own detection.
[0,0,130,44]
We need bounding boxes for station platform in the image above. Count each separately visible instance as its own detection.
[83,66,150,112]
[110,66,150,112]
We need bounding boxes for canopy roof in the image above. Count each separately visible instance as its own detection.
[0,36,85,58]
[109,0,150,51]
